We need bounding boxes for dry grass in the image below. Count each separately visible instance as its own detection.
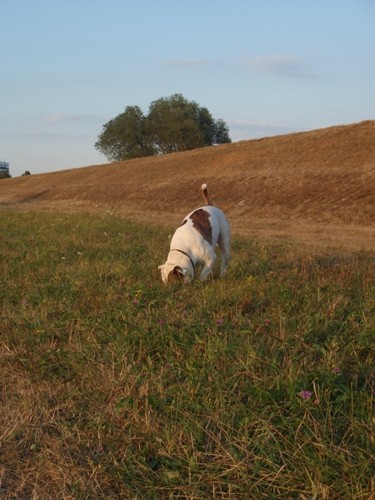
[1,210,374,498]
[1,120,374,252]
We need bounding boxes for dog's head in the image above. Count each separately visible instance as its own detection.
[158,263,192,284]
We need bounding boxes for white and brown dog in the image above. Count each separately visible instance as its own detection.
[159,184,230,283]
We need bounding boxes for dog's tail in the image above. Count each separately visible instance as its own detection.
[201,183,211,205]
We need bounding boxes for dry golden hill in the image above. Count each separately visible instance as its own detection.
[1,120,374,252]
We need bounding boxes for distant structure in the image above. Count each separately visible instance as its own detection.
[0,161,10,175]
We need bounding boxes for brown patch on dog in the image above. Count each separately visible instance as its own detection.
[190,209,212,244]
[168,266,184,282]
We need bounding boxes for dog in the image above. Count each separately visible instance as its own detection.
[159,183,230,283]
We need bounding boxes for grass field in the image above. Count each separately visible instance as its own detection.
[1,209,374,499]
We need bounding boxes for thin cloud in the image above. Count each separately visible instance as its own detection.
[160,57,212,68]
[244,55,316,77]
[0,129,94,140]
[161,54,316,77]
[0,131,59,139]
[44,113,102,124]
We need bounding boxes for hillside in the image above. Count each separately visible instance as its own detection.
[1,120,374,251]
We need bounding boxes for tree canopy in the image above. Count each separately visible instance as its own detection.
[95,94,231,161]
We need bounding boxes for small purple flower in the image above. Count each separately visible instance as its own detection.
[331,367,341,375]
[216,319,224,326]
[132,298,140,306]
[271,253,278,259]
[299,390,313,400]
[159,319,166,326]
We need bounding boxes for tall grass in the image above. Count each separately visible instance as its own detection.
[1,209,374,498]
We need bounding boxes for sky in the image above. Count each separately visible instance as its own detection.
[1,0,374,177]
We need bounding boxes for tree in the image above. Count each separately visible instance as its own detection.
[95,94,231,161]
[198,106,216,145]
[213,118,231,144]
[95,105,155,161]
[147,94,206,153]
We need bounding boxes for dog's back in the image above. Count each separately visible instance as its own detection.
[173,182,230,269]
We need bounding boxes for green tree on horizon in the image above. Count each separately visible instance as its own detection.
[94,105,155,161]
[95,94,231,161]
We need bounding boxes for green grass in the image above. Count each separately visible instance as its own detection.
[1,209,374,499]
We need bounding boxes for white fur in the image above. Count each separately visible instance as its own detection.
[159,204,230,283]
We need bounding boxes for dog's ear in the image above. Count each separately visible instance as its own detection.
[168,266,186,282]
[175,266,186,277]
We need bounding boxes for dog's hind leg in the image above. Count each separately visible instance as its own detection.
[218,233,230,277]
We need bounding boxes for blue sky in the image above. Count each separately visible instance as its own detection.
[1,0,374,177]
